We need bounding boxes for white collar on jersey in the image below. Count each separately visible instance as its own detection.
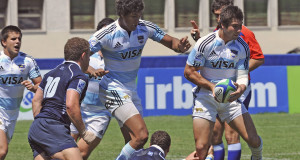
[63,60,81,70]
[150,145,165,155]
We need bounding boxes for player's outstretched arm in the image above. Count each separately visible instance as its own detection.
[160,34,191,53]
[66,90,96,144]
[32,88,43,117]
[190,20,201,42]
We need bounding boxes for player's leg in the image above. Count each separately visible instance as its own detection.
[193,118,214,160]
[224,85,252,160]
[228,113,262,160]
[120,127,131,144]
[224,122,241,160]
[119,91,144,145]
[51,147,83,160]
[0,118,16,160]
[34,152,51,160]
[76,113,111,159]
[115,103,148,160]
[76,138,101,160]
[212,116,225,160]
[0,129,8,160]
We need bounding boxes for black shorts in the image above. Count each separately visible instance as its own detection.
[28,118,77,158]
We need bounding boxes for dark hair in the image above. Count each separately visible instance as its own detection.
[211,0,233,13]
[1,25,22,47]
[115,0,144,16]
[150,131,171,152]
[64,37,90,61]
[220,5,243,28]
[96,18,115,31]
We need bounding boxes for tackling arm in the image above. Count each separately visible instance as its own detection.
[66,90,96,144]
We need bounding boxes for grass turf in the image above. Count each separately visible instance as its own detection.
[6,113,300,159]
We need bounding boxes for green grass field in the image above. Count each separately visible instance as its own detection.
[6,113,300,160]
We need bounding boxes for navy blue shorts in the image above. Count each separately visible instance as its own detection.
[28,118,77,158]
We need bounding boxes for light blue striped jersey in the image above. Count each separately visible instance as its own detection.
[0,51,41,120]
[81,53,108,115]
[187,31,250,83]
[89,19,165,91]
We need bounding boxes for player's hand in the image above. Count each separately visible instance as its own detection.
[94,69,109,77]
[86,66,97,78]
[81,130,97,144]
[178,36,191,53]
[227,82,246,102]
[190,20,200,42]
[21,80,35,92]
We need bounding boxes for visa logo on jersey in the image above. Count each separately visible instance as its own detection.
[211,60,235,68]
[0,76,24,85]
[121,49,143,59]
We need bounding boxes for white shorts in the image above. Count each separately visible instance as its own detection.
[99,87,143,115]
[70,110,111,139]
[192,87,248,123]
[239,83,251,102]
[0,114,16,143]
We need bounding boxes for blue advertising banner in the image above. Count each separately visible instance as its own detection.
[248,66,289,114]
[18,56,293,120]
[137,68,195,116]
[137,66,289,116]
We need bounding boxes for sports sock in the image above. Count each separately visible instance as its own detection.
[213,142,225,160]
[228,143,241,160]
[249,136,263,160]
[116,142,136,160]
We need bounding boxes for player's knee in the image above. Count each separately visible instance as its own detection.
[247,135,261,148]
[0,147,8,159]
[81,152,90,160]
[135,129,149,147]
[195,144,210,159]
[212,131,223,145]
[225,132,240,144]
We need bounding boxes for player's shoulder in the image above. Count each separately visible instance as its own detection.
[92,21,118,40]
[17,52,38,63]
[195,32,217,52]
[236,36,249,49]
[235,37,250,56]
[138,19,161,31]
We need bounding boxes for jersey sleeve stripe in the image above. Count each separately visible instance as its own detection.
[198,34,216,53]
[237,37,250,58]
[237,37,250,69]
[141,21,165,36]
[95,24,117,40]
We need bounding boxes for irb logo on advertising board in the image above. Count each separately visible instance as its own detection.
[137,66,288,116]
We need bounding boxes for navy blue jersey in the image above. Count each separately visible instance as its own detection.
[129,146,166,160]
[35,61,88,125]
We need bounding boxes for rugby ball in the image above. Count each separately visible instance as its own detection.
[214,79,237,103]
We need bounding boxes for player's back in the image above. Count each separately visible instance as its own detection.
[129,146,166,160]
[36,61,88,125]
